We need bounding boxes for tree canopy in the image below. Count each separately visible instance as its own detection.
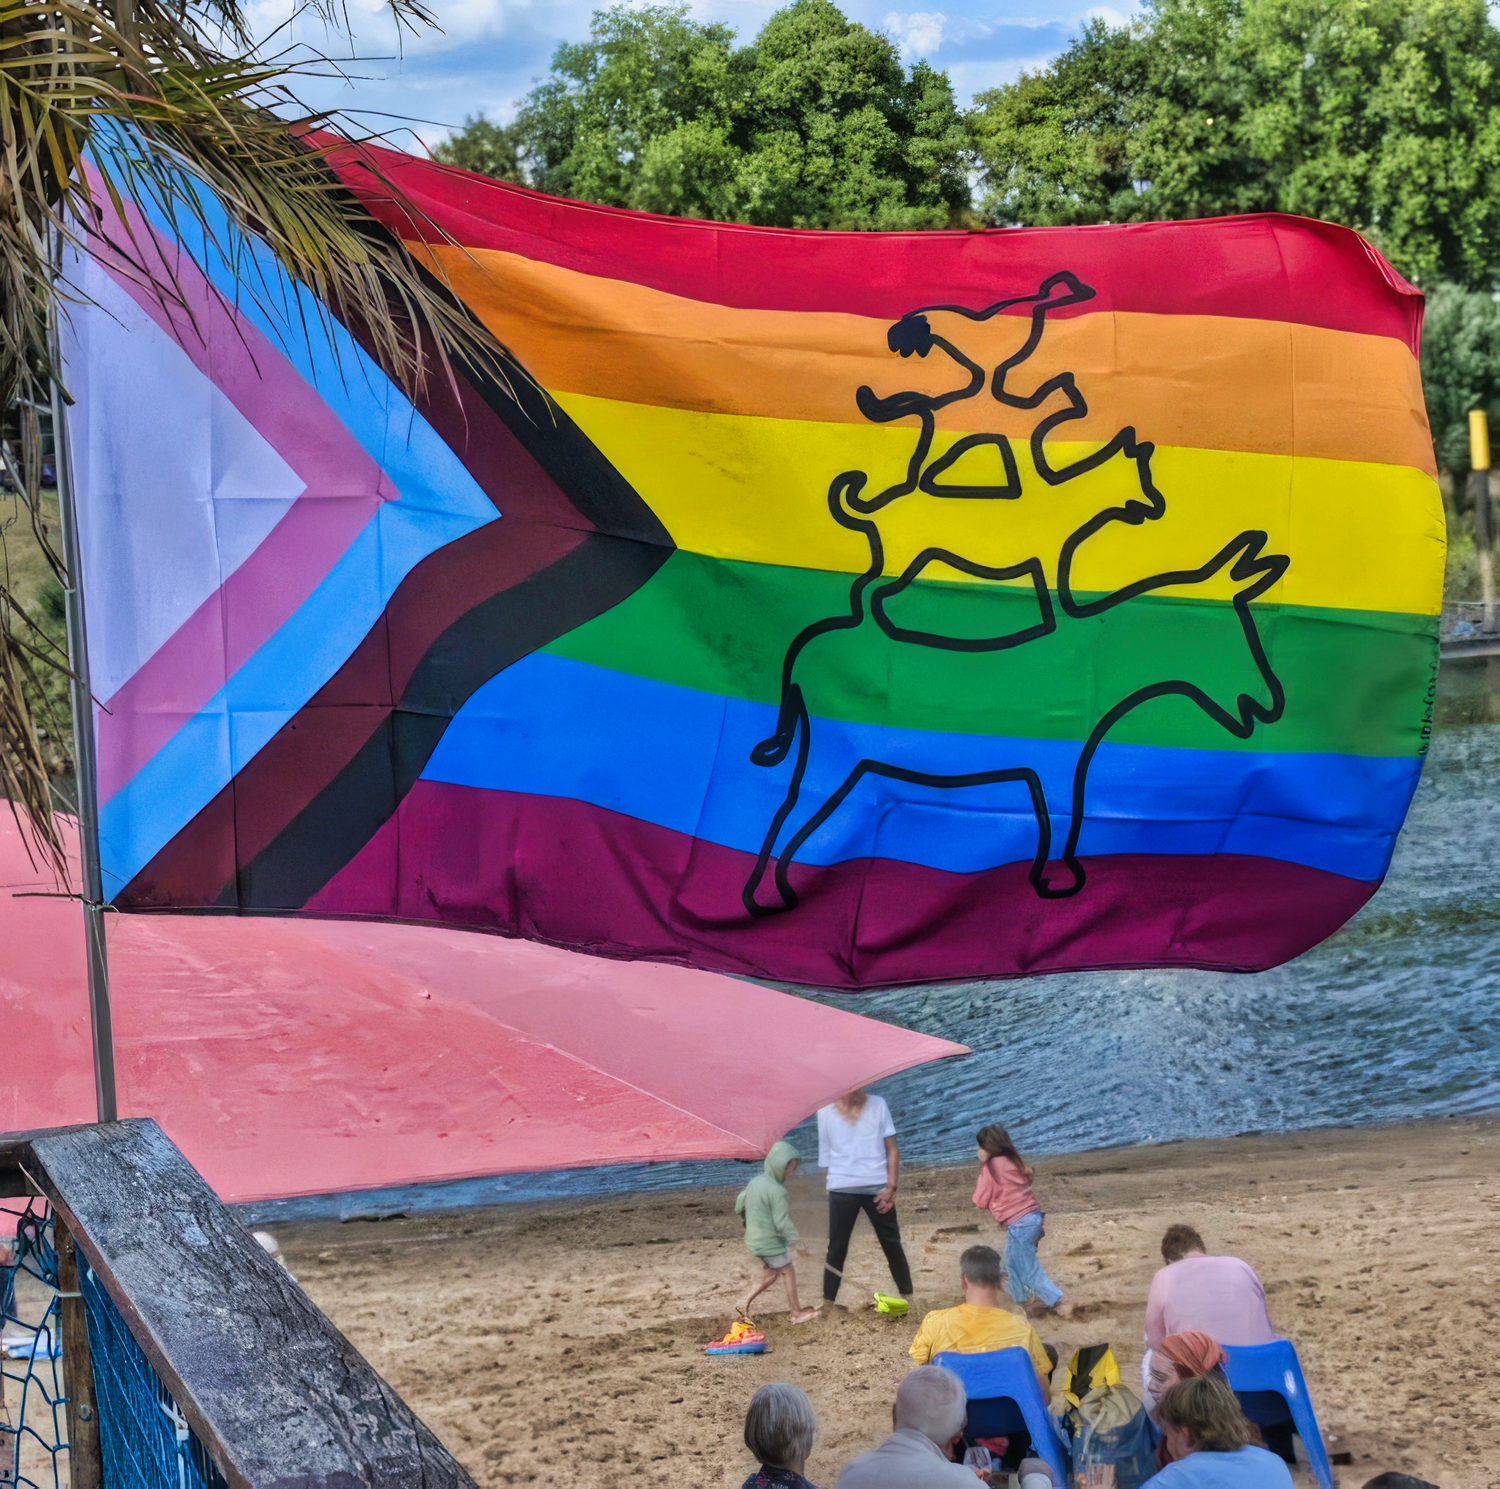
[1420,283,1500,471]
[967,0,1500,290]
[438,0,1500,487]
[436,1,970,229]
[441,0,1500,283]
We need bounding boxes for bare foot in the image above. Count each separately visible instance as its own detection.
[736,1305,755,1324]
[1050,1301,1075,1320]
[1023,1300,1048,1319]
[790,1306,823,1324]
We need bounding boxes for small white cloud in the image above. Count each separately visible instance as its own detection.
[1085,5,1130,25]
[440,0,512,41]
[944,54,1058,102]
[884,9,948,57]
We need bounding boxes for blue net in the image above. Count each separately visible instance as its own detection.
[1,1198,67,1489]
[3,1195,228,1489]
[79,1264,228,1489]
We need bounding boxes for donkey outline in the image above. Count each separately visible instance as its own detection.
[741,272,1290,917]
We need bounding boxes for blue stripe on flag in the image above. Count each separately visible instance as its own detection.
[421,652,1420,883]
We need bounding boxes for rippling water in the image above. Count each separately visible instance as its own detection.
[809,716,1500,1161]
[246,684,1500,1222]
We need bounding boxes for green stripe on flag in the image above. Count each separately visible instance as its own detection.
[545,551,1437,757]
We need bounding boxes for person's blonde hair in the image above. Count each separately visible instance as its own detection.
[1155,1373,1252,1452]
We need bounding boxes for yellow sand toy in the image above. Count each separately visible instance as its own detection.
[873,1292,908,1316]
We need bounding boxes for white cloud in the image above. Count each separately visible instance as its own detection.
[242,0,1092,138]
[1085,3,1134,23]
[943,52,1059,99]
[431,0,517,44]
[249,0,524,67]
[884,9,947,56]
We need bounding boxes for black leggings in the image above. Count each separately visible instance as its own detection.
[823,1191,914,1302]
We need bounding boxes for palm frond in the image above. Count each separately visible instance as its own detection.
[0,582,71,878]
[0,0,511,871]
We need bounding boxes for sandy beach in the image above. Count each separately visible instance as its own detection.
[270,1116,1499,1488]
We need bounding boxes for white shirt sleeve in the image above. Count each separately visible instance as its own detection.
[873,1095,896,1140]
[817,1106,831,1170]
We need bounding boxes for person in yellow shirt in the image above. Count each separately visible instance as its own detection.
[909,1245,1056,1395]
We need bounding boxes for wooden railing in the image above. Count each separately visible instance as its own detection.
[0,1119,475,1489]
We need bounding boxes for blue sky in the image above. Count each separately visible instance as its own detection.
[251,0,1133,151]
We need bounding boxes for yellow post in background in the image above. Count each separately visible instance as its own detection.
[1470,410,1495,631]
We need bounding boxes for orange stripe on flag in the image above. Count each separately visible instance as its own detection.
[417,243,1435,478]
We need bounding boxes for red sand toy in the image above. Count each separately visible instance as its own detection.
[705,1320,766,1355]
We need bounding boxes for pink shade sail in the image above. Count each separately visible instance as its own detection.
[0,818,966,1203]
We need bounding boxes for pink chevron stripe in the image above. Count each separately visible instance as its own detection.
[81,204,396,805]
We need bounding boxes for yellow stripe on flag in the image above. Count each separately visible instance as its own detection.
[556,392,1445,616]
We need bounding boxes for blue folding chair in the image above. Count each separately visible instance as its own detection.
[1222,1340,1333,1489]
[934,1347,1070,1483]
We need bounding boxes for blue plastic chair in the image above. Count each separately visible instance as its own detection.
[934,1347,1070,1482]
[1222,1340,1333,1489]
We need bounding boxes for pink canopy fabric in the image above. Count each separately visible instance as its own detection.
[1,818,965,1203]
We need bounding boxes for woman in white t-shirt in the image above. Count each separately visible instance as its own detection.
[815,1087,913,1305]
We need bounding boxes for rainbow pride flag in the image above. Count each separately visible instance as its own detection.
[65,145,1443,989]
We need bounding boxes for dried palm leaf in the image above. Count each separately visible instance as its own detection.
[0,0,510,872]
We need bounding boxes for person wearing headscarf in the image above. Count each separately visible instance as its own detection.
[1146,1331,1229,1403]
[1146,1330,1272,1469]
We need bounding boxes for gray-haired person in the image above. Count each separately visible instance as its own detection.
[743,1382,820,1489]
[836,1366,1056,1488]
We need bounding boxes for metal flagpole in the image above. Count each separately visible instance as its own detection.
[49,273,118,1125]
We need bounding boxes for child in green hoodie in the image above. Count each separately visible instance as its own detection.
[735,1140,822,1323]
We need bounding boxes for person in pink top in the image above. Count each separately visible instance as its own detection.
[1145,1225,1278,1350]
[1145,1225,1294,1467]
[971,1124,1072,1319]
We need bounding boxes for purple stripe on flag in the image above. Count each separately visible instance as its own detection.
[302,780,1378,988]
[83,208,396,805]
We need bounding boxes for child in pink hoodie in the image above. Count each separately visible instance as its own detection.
[972,1124,1072,1319]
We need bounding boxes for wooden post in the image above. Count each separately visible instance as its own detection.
[1469,410,1494,631]
[55,1218,102,1489]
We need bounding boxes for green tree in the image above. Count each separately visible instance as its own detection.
[1420,284,1500,473]
[515,5,745,212]
[729,0,969,228]
[969,0,1500,289]
[434,117,526,184]
[1417,282,1500,598]
[966,19,1146,228]
[440,0,970,229]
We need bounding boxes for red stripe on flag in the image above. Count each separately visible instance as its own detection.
[325,139,1423,354]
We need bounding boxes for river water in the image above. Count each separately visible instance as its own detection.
[245,664,1500,1222]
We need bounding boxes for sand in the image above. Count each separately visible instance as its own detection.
[270,1117,1500,1489]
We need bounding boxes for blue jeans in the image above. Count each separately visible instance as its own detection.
[1003,1210,1062,1307]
